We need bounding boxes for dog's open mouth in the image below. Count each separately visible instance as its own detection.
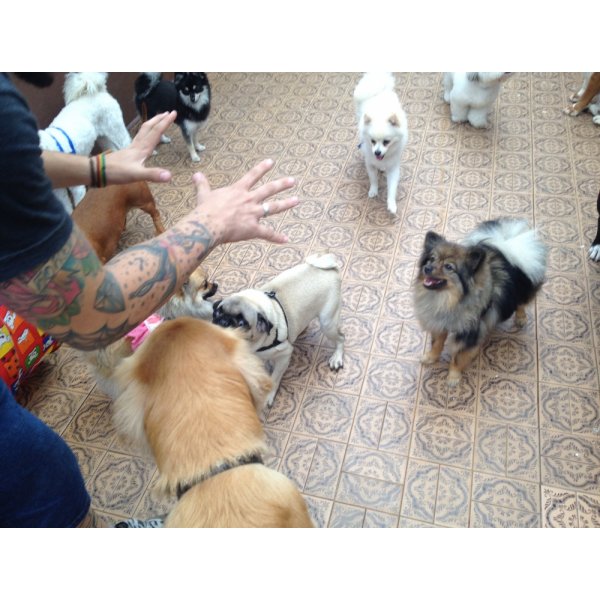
[423,276,447,289]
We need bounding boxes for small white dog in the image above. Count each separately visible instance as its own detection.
[38,72,132,213]
[354,72,409,215]
[443,72,511,129]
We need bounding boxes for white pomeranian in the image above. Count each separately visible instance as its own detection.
[443,72,511,129]
[38,72,132,213]
[354,72,408,215]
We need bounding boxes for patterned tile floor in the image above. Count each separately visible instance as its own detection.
[17,72,600,527]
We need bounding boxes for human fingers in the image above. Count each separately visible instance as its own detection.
[134,111,177,146]
[260,196,299,219]
[235,158,276,190]
[251,175,296,204]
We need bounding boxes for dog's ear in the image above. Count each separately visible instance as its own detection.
[212,299,222,318]
[424,231,444,253]
[363,114,371,125]
[465,247,486,274]
[389,114,400,127]
[467,72,480,82]
[174,73,185,85]
[256,313,273,335]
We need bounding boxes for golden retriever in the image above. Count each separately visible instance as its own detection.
[109,317,313,528]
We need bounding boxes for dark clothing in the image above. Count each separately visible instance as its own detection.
[0,74,90,527]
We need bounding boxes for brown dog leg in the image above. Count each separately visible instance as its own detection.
[422,331,448,364]
[448,345,479,387]
[514,305,527,328]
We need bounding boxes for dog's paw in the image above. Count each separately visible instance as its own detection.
[593,115,600,125]
[160,135,171,144]
[563,105,579,116]
[420,352,438,365]
[328,353,344,372]
[368,186,378,198]
[447,369,462,387]
[190,153,201,162]
[195,143,206,152]
[387,200,397,215]
[589,244,600,261]
[265,391,277,408]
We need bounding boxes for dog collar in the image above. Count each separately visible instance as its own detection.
[176,453,264,499]
[256,291,288,353]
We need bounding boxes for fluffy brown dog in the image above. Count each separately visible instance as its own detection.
[110,317,313,528]
[72,181,165,263]
[413,219,547,386]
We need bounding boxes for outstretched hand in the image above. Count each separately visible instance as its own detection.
[105,111,177,185]
[192,159,299,245]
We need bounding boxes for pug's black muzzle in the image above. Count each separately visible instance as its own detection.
[212,302,249,330]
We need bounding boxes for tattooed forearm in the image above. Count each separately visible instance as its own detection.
[0,216,216,350]
[163,220,214,259]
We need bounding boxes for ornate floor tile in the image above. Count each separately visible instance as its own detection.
[293,389,359,442]
[363,356,420,404]
[540,431,600,492]
[329,503,365,528]
[364,510,399,528]
[542,486,578,528]
[88,452,156,516]
[348,398,387,448]
[279,434,318,490]
[474,420,540,482]
[538,342,598,389]
[342,445,407,484]
[336,472,403,514]
[307,347,367,395]
[304,439,346,499]
[264,383,305,430]
[419,365,477,415]
[539,384,600,436]
[538,306,591,343]
[477,374,538,426]
[303,495,332,528]
[62,393,119,449]
[471,503,540,527]
[411,408,474,469]
[20,386,88,435]
[401,459,471,526]
[379,403,415,455]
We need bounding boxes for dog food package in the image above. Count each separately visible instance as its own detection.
[0,306,60,394]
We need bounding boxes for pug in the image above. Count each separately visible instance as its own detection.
[212,253,344,407]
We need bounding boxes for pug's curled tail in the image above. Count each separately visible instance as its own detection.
[305,253,339,270]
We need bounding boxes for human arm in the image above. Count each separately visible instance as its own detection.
[0,159,298,350]
[41,111,177,188]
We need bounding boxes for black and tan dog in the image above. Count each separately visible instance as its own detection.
[413,218,547,386]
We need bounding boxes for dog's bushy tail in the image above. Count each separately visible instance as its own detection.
[134,72,162,100]
[63,72,108,104]
[353,72,396,106]
[465,218,547,286]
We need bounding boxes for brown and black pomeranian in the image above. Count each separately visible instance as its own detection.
[413,218,547,386]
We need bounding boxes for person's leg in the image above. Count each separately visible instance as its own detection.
[0,384,91,527]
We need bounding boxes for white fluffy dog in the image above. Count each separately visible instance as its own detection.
[38,72,132,213]
[354,72,409,215]
[443,72,511,129]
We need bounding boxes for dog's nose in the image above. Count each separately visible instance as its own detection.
[424,264,433,275]
[374,149,382,157]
